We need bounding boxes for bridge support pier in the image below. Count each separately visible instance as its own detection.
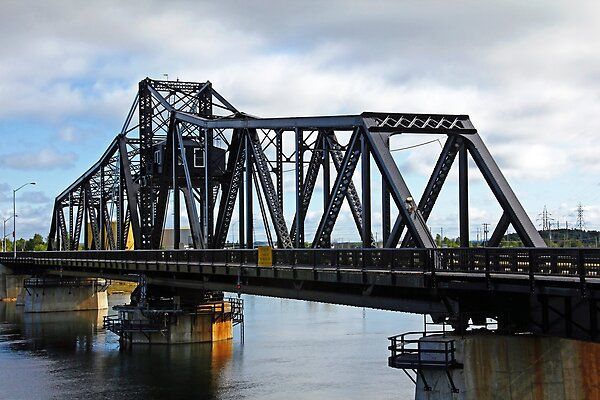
[104,285,243,345]
[403,334,600,400]
[22,277,108,313]
[0,264,27,302]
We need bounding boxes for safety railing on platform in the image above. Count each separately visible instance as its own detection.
[103,315,167,335]
[388,331,461,370]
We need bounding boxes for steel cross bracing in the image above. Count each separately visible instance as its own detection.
[48,78,545,251]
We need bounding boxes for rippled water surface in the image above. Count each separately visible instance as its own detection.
[0,294,421,399]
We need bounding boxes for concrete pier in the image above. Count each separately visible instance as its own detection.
[110,302,235,344]
[414,333,600,400]
[22,277,108,313]
[104,286,243,345]
[0,265,27,301]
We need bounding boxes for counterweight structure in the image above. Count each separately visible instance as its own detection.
[47,78,545,251]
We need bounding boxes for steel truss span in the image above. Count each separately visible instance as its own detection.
[47,78,545,251]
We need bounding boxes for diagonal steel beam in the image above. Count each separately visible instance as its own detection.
[488,212,512,247]
[71,187,85,250]
[247,129,293,248]
[151,117,176,249]
[213,129,246,248]
[362,118,435,248]
[84,185,101,250]
[102,206,116,250]
[325,131,372,244]
[312,128,362,247]
[118,136,141,249]
[47,202,58,250]
[290,131,324,243]
[57,206,68,251]
[464,133,545,248]
[176,124,205,249]
[393,136,460,248]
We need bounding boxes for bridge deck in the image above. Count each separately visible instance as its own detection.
[2,248,599,342]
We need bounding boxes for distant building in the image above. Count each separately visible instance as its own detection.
[161,228,193,249]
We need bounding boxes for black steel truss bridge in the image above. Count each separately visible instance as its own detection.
[2,78,598,343]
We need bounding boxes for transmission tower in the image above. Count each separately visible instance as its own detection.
[537,205,554,231]
[576,203,586,231]
[482,223,490,246]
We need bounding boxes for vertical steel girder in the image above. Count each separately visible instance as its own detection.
[116,158,124,250]
[68,193,74,250]
[245,135,254,248]
[138,80,155,249]
[459,141,469,247]
[294,128,305,247]
[361,134,372,248]
[275,129,284,212]
[247,129,292,248]
[464,133,545,247]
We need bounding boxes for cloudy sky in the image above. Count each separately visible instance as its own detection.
[0,0,599,241]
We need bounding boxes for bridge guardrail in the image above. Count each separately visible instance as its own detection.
[1,248,599,287]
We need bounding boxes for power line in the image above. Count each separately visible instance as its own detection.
[390,139,443,152]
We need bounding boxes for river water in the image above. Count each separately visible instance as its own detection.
[0,294,421,399]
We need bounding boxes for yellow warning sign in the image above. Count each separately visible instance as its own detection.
[258,246,273,267]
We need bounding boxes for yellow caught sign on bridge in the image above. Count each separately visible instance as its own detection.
[257,246,273,267]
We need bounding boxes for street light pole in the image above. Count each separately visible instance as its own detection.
[3,215,15,253]
[13,182,36,258]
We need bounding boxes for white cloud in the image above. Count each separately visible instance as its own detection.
[0,0,598,234]
[0,149,78,170]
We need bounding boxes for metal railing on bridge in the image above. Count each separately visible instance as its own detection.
[3,247,600,282]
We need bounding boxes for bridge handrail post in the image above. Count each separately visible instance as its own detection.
[429,249,436,287]
[485,249,491,290]
[578,249,586,297]
[528,249,535,292]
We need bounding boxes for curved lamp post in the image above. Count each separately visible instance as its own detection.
[13,182,35,258]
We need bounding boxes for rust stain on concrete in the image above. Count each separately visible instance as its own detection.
[578,340,600,399]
